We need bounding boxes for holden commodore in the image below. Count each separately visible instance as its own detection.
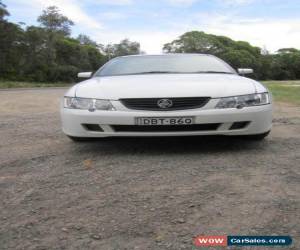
[61,54,272,141]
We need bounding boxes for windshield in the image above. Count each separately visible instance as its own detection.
[95,54,236,77]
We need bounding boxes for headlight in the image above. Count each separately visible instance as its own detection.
[64,97,115,111]
[216,93,270,109]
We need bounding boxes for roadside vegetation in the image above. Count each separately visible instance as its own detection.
[264,81,300,105]
[0,80,71,89]
[2,1,300,83]
[164,32,300,81]
[0,2,140,83]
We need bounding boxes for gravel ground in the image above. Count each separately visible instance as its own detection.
[0,89,299,250]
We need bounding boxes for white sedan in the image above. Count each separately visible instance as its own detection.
[61,54,272,141]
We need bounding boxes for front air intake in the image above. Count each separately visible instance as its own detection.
[229,121,250,130]
[111,123,221,132]
[82,124,104,132]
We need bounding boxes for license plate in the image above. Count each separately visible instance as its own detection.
[135,117,194,126]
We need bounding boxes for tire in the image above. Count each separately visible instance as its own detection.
[243,131,271,141]
[67,135,94,142]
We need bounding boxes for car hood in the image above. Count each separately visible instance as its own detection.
[74,74,261,99]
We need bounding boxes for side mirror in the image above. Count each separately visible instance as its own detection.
[238,68,254,75]
[77,72,93,78]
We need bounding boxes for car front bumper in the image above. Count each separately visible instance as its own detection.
[60,100,272,138]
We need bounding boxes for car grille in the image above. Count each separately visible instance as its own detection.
[120,97,210,111]
[111,124,221,132]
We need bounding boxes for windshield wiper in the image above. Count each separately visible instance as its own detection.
[132,71,234,75]
[131,71,180,75]
[195,71,234,74]
[101,71,234,77]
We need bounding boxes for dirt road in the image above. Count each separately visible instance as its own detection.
[0,88,299,250]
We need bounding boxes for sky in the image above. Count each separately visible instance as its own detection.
[4,0,300,53]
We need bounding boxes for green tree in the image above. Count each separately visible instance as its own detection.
[0,0,9,20]
[104,39,141,59]
[37,6,74,36]
[55,37,105,81]
[0,4,107,82]
[22,26,50,81]
[77,34,97,46]
[277,48,299,54]
[3,2,300,83]
[270,50,300,80]
[163,31,224,54]
[163,31,264,78]
[0,1,25,79]
[35,6,75,81]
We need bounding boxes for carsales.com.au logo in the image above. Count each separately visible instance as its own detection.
[194,236,227,247]
[194,235,292,247]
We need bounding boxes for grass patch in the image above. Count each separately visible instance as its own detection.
[0,80,71,89]
[263,81,300,105]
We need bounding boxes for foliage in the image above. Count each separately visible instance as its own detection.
[37,6,74,36]
[103,39,141,59]
[1,3,300,83]
[164,31,300,80]
[77,34,98,46]
[0,0,9,20]
[0,20,24,79]
[0,4,141,82]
